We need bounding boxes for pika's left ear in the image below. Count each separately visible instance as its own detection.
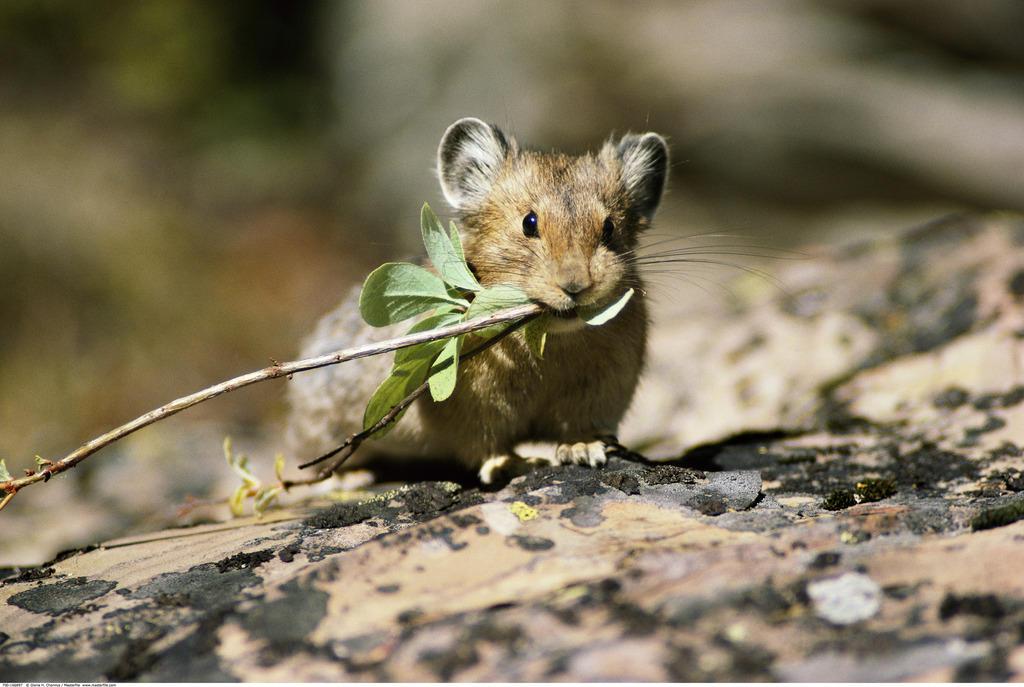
[609,133,669,220]
[437,117,517,211]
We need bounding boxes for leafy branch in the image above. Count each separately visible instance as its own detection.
[0,298,542,513]
[0,204,634,516]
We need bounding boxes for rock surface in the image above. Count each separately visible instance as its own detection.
[3,213,1024,681]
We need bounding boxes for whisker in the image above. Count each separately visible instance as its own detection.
[622,233,756,257]
[621,242,806,265]
[629,248,804,262]
[635,258,790,295]
[638,271,738,301]
[641,230,761,243]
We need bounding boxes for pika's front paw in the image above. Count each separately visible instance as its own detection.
[554,440,607,468]
[478,453,537,485]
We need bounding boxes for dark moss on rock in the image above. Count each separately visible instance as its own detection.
[400,482,462,514]
[893,445,979,490]
[664,645,703,682]
[396,608,424,624]
[305,545,345,562]
[989,443,1024,461]
[508,535,555,551]
[640,465,705,486]
[933,387,970,409]
[822,490,857,510]
[104,636,162,681]
[449,513,482,528]
[809,551,842,569]
[304,501,387,529]
[954,648,1012,682]
[7,577,117,615]
[511,464,610,503]
[687,492,728,515]
[419,642,480,680]
[214,549,274,573]
[856,261,979,366]
[939,593,1006,621]
[238,579,328,646]
[973,386,1024,410]
[855,478,897,502]
[127,564,261,609]
[995,468,1024,491]
[1,567,56,586]
[970,496,1024,531]
[304,482,469,530]
[899,498,961,535]
[142,608,236,682]
[0,648,111,682]
[712,636,778,680]
[277,543,301,563]
[882,584,921,600]
[408,615,530,680]
[962,415,1007,446]
[379,522,466,552]
[153,592,190,607]
[600,471,642,495]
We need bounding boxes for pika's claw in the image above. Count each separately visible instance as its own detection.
[554,440,607,468]
[587,441,608,467]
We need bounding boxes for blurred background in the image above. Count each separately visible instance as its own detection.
[2,0,1024,564]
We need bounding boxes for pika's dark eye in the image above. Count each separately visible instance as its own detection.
[522,211,539,238]
[601,217,614,245]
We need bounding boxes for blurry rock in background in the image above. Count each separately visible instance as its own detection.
[1,0,1023,563]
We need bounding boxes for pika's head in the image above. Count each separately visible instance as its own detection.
[437,117,668,318]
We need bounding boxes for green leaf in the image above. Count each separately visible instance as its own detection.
[465,284,530,318]
[463,284,532,342]
[363,356,432,436]
[229,484,248,517]
[421,203,480,292]
[224,437,259,488]
[273,453,285,482]
[238,460,259,488]
[393,311,462,366]
[449,220,466,263]
[254,486,282,517]
[579,288,635,326]
[524,316,549,358]
[359,262,468,327]
[428,336,461,402]
[223,436,232,461]
[0,458,10,482]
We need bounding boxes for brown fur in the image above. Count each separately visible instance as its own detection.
[286,118,668,482]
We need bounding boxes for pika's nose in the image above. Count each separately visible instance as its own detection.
[555,269,593,298]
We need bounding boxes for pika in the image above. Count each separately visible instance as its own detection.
[286,117,669,483]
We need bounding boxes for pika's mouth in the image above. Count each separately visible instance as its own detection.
[529,296,579,318]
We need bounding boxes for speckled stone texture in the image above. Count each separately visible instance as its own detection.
[3,213,1024,681]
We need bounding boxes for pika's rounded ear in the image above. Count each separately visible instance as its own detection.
[437,117,515,210]
[610,132,669,220]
